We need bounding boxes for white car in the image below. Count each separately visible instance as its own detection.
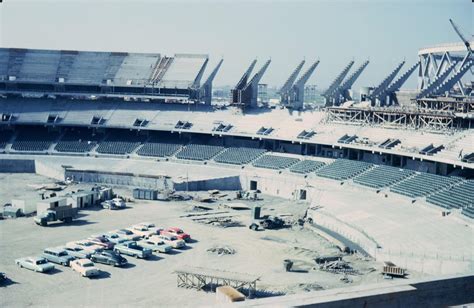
[113,229,141,241]
[15,257,55,273]
[136,222,162,235]
[104,232,129,244]
[66,240,103,253]
[158,234,185,249]
[71,259,99,277]
[128,225,156,238]
[101,198,126,210]
[137,236,173,253]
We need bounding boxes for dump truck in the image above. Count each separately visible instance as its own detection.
[34,205,78,226]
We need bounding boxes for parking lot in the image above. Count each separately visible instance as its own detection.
[1,175,386,306]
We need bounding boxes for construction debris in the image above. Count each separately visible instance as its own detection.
[207,246,237,256]
[319,260,359,275]
[315,255,343,264]
[193,216,242,228]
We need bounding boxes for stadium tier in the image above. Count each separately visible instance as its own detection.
[0,97,473,166]
[95,130,145,155]
[213,147,267,165]
[54,129,102,153]
[315,159,373,180]
[175,144,225,161]
[426,180,474,209]
[0,48,209,101]
[353,165,415,189]
[252,154,300,170]
[137,135,183,157]
[0,130,13,150]
[389,173,463,198]
[461,206,474,219]
[11,127,59,152]
[289,160,326,174]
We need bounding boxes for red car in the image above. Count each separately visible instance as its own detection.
[162,227,191,242]
[88,235,115,250]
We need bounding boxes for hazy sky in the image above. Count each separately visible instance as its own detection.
[0,0,471,89]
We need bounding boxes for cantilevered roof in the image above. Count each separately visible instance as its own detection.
[0,48,209,89]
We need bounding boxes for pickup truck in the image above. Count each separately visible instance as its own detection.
[114,241,152,259]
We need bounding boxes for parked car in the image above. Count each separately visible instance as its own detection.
[70,259,99,278]
[101,198,126,210]
[162,227,191,242]
[90,250,127,267]
[66,240,103,253]
[88,235,115,250]
[104,233,129,245]
[128,225,156,238]
[114,229,141,241]
[63,245,93,259]
[42,247,75,266]
[137,236,172,253]
[158,234,186,249]
[0,272,7,283]
[15,257,55,273]
[114,241,152,259]
[136,222,162,235]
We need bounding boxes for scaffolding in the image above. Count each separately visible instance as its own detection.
[175,266,260,297]
[326,107,457,131]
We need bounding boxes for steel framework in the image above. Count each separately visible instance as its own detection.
[326,107,457,131]
[175,267,260,297]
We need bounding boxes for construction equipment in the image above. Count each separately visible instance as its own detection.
[382,261,406,277]
[34,205,77,226]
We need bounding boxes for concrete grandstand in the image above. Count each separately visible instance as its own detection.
[0,37,473,306]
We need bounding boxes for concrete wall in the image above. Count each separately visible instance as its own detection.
[240,273,474,307]
[35,160,64,180]
[65,169,173,190]
[173,175,241,191]
[0,159,35,173]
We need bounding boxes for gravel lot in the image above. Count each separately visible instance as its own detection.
[0,174,382,307]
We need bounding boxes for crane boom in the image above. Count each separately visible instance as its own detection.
[449,18,472,53]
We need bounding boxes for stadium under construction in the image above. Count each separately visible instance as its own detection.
[0,18,473,307]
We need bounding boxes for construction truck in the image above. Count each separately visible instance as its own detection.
[34,205,78,226]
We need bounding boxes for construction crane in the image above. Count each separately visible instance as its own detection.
[449,19,472,53]
[448,18,473,95]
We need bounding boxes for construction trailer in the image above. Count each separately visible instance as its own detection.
[67,190,99,208]
[133,188,159,200]
[36,196,68,214]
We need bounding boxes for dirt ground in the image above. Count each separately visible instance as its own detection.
[1,173,386,307]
